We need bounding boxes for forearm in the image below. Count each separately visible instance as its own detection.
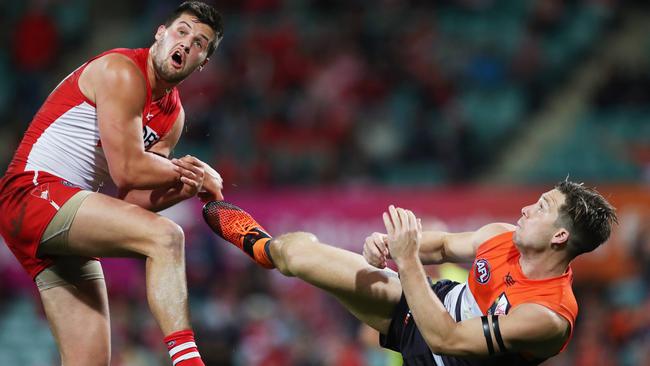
[110,152,181,190]
[397,255,458,351]
[419,231,447,264]
[119,184,189,212]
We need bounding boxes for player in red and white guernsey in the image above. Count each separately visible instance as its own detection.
[0,2,223,366]
[203,180,617,365]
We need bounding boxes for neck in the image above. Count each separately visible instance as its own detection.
[147,47,176,101]
[517,247,571,280]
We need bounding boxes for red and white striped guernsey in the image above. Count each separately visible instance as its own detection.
[6,47,182,191]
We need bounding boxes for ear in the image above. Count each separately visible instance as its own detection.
[551,228,569,247]
[155,25,166,41]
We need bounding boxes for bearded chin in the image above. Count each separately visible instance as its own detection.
[153,57,188,83]
[162,68,187,83]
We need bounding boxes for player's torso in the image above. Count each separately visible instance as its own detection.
[465,232,577,320]
[6,48,181,191]
[430,233,578,365]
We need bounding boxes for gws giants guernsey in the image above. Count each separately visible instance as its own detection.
[434,231,578,365]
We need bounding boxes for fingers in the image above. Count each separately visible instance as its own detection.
[180,175,201,188]
[384,205,421,235]
[172,155,205,181]
[382,212,394,236]
[384,204,402,235]
[398,207,409,232]
[407,209,417,232]
[171,156,227,201]
[389,205,401,232]
[192,158,225,199]
[363,232,388,268]
[202,162,223,187]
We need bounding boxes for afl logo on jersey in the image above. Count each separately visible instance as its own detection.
[474,259,491,284]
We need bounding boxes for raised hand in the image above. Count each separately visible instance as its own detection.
[382,205,422,267]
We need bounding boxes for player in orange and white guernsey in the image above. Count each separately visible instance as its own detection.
[0,2,223,366]
[203,180,617,365]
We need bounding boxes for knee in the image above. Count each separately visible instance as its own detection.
[275,232,318,273]
[278,231,318,251]
[151,218,185,260]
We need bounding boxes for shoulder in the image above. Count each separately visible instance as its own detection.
[170,105,185,130]
[83,53,148,109]
[85,53,146,92]
[177,105,185,121]
[471,223,516,250]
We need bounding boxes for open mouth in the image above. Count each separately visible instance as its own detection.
[171,50,183,68]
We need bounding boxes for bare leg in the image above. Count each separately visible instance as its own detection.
[270,232,403,333]
[50,193,191,334]
[203,201,402,333]
[40,279,110,366]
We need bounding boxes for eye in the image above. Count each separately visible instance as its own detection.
[179,29,187,36]
[194,40,203,49]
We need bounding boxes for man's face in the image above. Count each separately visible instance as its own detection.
[514,189,567,250]
[152,12,216,83]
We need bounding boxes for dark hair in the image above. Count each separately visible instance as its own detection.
[165,1,224,57]
[555,180,618,257]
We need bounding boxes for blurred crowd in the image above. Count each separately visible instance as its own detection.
[0,0,637,185]
[1,0,650,365]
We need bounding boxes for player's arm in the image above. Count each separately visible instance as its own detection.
[400,261,569,358]
[86,54,184,190]
[363,223,514,268]
[418,223,515,264]
[385,207,569,359]
[118,108,197,211]
[119,107,224,210]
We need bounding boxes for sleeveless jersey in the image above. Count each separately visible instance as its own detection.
[424,232,578,365]
[5,48,182,191]
[466,231,577,337]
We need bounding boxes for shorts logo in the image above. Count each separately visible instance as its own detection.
[31,184,51,201]
[30,184,61,210]
[474,259,491,284]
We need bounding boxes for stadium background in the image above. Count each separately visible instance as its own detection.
[1,0,649,365]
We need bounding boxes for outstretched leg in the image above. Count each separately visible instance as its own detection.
[271,232,402,333]
[204,201,403,333]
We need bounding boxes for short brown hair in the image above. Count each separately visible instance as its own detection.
[165,1,224,57]
[555,180,618,257]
